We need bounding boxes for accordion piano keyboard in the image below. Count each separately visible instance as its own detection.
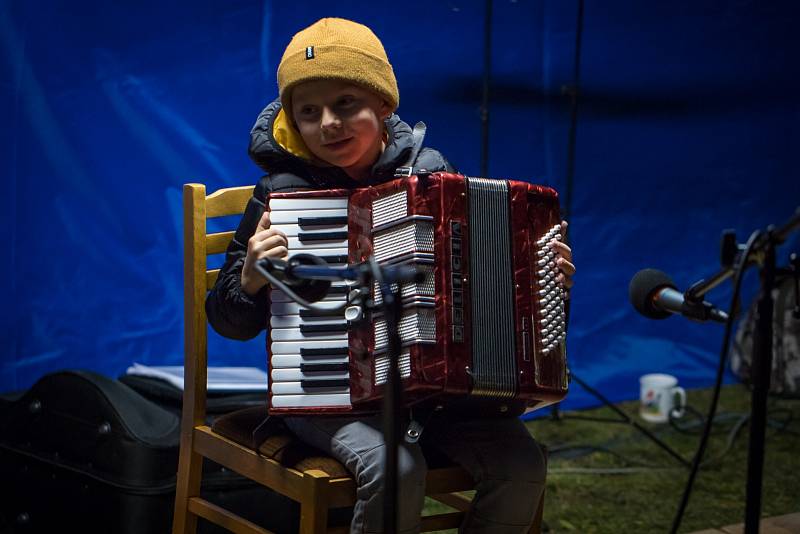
[267,196,353,409]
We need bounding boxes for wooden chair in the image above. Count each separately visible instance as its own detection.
[172,182,544,534]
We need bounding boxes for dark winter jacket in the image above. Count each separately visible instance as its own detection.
[205,100,455,340]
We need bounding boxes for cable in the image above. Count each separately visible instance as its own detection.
[545,405,797,478]
[563,0,584,222]
[480,0,492,177]
[549,466,679,475]
[669,229,762,534]
[549,444,661,468]
[256,265,349,314]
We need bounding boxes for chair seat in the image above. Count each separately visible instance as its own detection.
[211,406,350,478]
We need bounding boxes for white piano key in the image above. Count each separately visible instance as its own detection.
[272,224,347,237]
[268,208,347,224]
[271,381,349,395]
[270,289,347,303]
[270,328,348,341]
[286,235,349,250]
[271,300,346,316]
[270,314,347,328]
[270,393,352,408]
[270,223,348,237]
[270,355,349,368]
[271,369,350,381]
[287,248,349,262]
[269,198,348,210]
[271,339,349,355]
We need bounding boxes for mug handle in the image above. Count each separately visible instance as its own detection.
[670,387,687,419]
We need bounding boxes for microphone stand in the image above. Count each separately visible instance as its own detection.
[369,258,405,534]
[674,208,800,533]
[257,256,417,534]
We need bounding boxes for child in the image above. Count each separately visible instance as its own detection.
[207,17,575,533]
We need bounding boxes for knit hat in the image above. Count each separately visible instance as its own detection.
[277,18,399,120]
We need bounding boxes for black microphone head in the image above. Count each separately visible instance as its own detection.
[285,254,332,303]
[629,268,677,320]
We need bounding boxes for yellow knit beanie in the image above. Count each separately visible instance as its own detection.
[277,18,399,120]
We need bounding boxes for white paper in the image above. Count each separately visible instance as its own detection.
[126,363,268,391]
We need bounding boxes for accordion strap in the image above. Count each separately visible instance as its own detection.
[394,121,427,178]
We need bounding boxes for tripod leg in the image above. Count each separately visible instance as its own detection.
[569,373,690,468]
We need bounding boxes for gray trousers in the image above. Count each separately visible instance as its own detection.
[284,413,546,534]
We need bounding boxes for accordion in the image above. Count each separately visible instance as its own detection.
[266,172,569,415]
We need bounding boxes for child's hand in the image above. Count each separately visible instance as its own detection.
[241,211,289,296]
[550,221,575,297]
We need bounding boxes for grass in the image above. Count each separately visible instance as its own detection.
[423,384,800,533]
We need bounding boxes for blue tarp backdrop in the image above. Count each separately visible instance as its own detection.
[1,1,798,413]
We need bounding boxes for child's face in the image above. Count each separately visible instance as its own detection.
[291,80,392,179]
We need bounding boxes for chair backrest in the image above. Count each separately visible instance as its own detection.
[182,183,253,426]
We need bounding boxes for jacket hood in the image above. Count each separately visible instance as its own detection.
[247,99,417,185]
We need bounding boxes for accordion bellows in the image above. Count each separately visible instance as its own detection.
[266,172,569,415]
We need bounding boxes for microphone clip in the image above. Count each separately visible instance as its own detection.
[682,280,720,323]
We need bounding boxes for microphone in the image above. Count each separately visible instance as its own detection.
[629,268,729,324]
[255,254,332,303]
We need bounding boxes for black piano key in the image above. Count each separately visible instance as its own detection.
[300,347,349,357]
[299,308,344,318]
[300,322,348,334]
[300,362,349,373]
[298,231,348,242]
[298,216,349,226]
[301,378,350,389]
[320,254,349,264]
[328,285,349,295]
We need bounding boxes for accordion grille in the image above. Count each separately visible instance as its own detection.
[467,177,517,398]
[374,308,436,352]
[372,191,408,227]
[374,350,413,385]
[373,222,434,262]
[373,264,435,305]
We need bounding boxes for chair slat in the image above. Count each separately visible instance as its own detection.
[429,492,473,511]
[425,466,475,494]
[188,497,273,534]
[193,426,358,508]
[207,231,235,255]
[206,269,219,289]
[206,186,253,218]
[420,511,465,531]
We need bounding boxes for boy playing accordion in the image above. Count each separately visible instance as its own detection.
[207,17,575,533]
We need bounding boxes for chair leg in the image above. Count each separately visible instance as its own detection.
[173,442,204,534]
[298,469,331,534]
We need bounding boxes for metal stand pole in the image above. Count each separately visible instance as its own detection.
[381,284,403,534]
[745,232,776,533]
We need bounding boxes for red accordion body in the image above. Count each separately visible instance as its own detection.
[266,172,569,415]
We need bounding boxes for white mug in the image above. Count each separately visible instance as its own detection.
[639,373,686,423]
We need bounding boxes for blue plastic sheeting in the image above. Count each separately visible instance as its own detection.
[1,1,798,415]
